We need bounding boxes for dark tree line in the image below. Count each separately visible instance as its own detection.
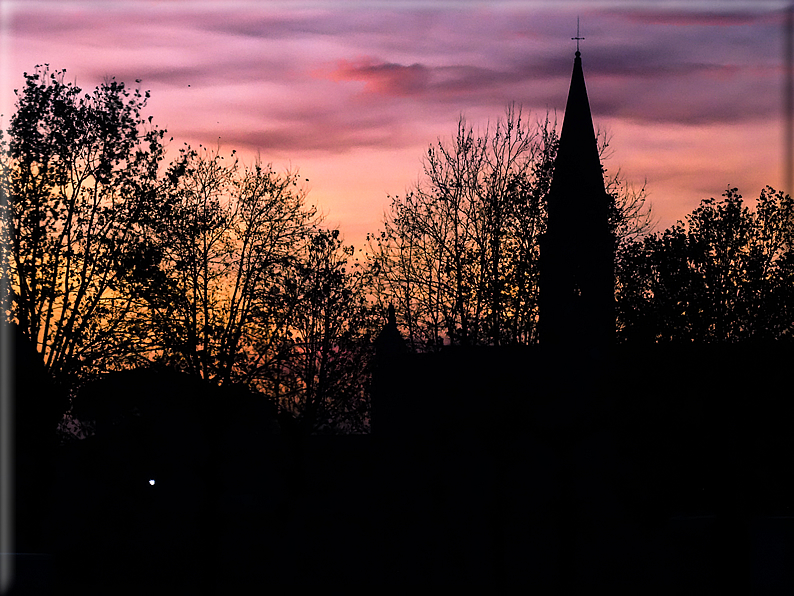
[3,66,792,436]
[368,107,792,349]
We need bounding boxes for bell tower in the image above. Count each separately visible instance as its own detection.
[540,48,615,350]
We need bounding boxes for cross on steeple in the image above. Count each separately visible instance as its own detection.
[571,16,585,55]
[541,32,615,350]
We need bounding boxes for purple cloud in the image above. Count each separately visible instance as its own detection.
[2,1,784,247]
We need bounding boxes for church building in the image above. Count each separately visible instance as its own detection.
[368,47,791,591]
[369,48,623,588]
[540,47,615,351]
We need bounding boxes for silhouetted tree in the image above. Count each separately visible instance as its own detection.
[0,65,166,384]
[367,106,552,348]
[367,106,651,349]
[138,145,318,387]
[276,228,377,434]
[600,131,655,244]
[1,65,374,432]
[132,146,374,431]
[616,186,794,343]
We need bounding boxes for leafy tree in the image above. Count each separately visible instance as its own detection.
[616,186,794,343]
[0,65,165,384]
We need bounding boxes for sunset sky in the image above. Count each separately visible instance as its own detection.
[0,0,787,249]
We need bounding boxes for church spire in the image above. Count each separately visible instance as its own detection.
[552,49,606,219]
[540,48,615,350]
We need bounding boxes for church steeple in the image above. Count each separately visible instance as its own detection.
[540,49,615,350]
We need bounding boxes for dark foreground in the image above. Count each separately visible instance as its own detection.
[7,343,794,593]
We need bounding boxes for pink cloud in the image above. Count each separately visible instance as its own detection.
[327,57,431,96]
[1,1,785,250]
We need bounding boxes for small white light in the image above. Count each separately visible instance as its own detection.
[149,479,155,486]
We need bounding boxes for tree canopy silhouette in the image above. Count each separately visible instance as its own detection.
[0,65,166,384]
[1,66,375,432]
[616,186,794,343]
